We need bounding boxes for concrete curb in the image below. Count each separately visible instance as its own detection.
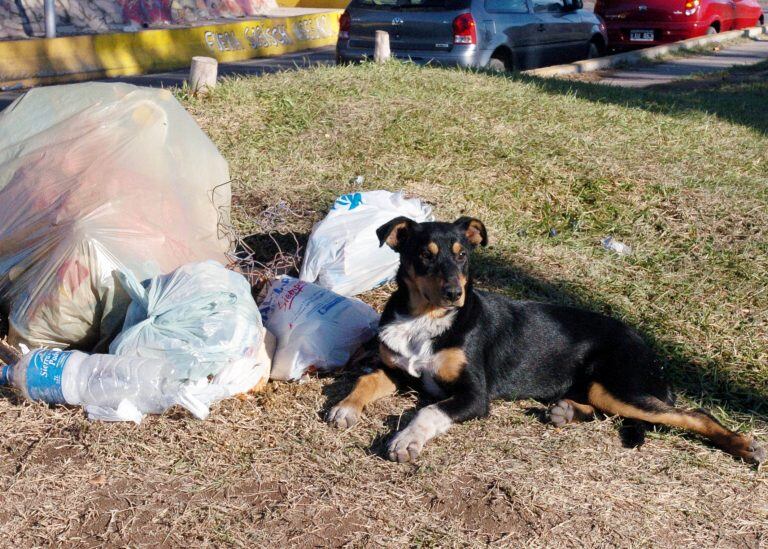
[524,25,768,78]
[0,10,342,89]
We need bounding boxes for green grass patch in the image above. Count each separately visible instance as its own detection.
[183,60,768,419]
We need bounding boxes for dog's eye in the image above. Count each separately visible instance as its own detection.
[420,250,433,261]
[457,250,467,260]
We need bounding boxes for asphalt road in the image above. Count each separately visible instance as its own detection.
[0,46,337,111]
[598,37,768,87]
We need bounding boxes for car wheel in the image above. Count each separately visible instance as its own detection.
[706,25,718,35]
[487,56,507,73]
[587,42,601,59]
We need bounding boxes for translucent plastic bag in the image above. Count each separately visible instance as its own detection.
[110,261,265,382]
[0,82,231,351]
[299,191,433,296]
[259,276,379,381]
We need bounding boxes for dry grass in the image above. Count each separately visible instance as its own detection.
[2,61,768,546]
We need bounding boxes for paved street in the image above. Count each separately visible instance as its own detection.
[596,37,768,87]
[0,46,336,110]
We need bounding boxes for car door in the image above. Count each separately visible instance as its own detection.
[732,0,760,28]
[531,0,583,65]
[483,0,541,69]
[719,0,738,30]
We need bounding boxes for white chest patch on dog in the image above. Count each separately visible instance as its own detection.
[378,310,457,379]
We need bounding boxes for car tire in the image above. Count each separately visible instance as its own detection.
[706,25,718,35]
[487,56,508,73]
[587,41,601,59]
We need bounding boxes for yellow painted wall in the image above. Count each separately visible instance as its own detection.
[277,0,350,8]
[0,11,342,88]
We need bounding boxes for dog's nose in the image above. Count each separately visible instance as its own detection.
[441,285,462,303]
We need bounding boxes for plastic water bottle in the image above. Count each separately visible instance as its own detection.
[0,349,208,422]
[601,236,633,256]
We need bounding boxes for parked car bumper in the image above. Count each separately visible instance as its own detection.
[337,43,487,68]
[605,21,708,50]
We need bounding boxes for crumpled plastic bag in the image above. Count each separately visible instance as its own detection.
[110,261,265,382]
[299,191,433,296]
[0,82,231,351]
[259,276,379,381]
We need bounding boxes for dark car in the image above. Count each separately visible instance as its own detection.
[336,0,609,71]
[596,0,765,50]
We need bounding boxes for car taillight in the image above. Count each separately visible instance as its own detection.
[339,11,351,40]
[452,13,476,45]
[684,0,700,16]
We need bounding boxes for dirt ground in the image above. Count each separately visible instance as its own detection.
[2,61,768,547]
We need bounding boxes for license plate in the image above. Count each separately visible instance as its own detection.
[630,30,654,41]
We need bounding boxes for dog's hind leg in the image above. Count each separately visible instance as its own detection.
[587,382,765,464]
[548,399,597,427]
[618,419,649,448]
[327,368,397,429]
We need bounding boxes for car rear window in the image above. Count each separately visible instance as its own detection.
[354,0,471,9]
[485,0,527,12]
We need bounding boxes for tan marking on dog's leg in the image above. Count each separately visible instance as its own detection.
[587,382,764,463]
[568,400,596,419]
[328,369,397,429]
[434,348,467,384]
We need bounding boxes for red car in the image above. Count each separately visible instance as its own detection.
[595,0,765,49]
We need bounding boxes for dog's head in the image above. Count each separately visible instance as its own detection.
[377,216,488,313]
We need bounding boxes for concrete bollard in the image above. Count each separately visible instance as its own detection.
[189,56,218,96]
[374,31,391,64]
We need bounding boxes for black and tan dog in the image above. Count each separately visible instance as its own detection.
[327,216,765,465]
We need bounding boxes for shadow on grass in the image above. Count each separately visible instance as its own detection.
[469,252,768,419]
[509,58,768,135]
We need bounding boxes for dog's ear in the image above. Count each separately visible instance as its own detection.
[454,217,488,248]
[377,216,415,252]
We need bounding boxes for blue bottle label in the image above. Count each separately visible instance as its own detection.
[0,365,9,386]
[26,350,72,404]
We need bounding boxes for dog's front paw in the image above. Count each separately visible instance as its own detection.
[388,426,427,463]
[327,402,361,429]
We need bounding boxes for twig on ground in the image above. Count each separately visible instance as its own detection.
[0,337,21,366]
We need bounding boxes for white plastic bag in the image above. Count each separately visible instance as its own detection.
[110,261,266,383]
[259,276,379,381]
[299,191,433,296]
[0,82,231,351]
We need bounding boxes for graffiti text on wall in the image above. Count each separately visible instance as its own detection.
[203,16,332,53]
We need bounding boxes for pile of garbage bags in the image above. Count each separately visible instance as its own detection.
[0,82,231,351]
[0,83,433,424]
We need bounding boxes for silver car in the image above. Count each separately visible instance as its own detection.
[337,0,607,71]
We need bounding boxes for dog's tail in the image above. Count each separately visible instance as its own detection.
[587,382,764,465]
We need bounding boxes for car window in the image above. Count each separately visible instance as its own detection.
[485,0,528,13]
[532,0,564,12]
